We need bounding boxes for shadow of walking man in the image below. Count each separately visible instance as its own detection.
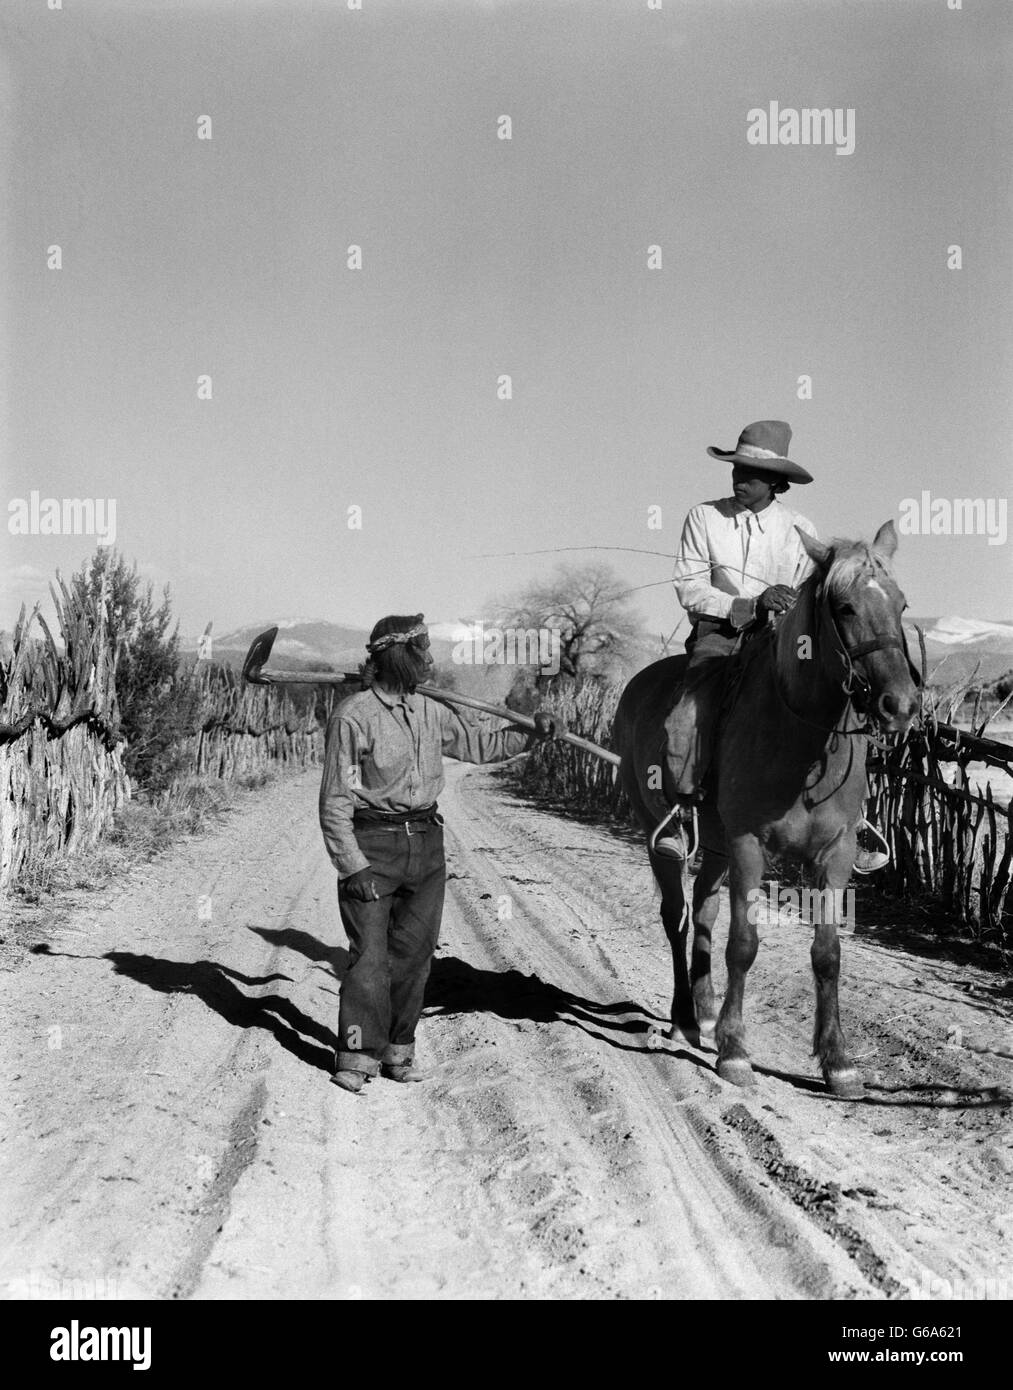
[105,952,339,1073]
[247,926,349,986]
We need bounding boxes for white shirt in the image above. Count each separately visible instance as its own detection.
[673,497,818,628]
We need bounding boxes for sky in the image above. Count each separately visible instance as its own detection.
[1,0,1011,648]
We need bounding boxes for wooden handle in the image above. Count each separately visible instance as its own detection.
[251,668,620,767]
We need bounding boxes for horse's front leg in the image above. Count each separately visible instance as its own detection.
[715,834,763,1086]
[812,831,864,1099]
[690,847,726,1038]
[650,850,696,1041]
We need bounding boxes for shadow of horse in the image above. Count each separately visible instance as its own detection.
[422,956,715,1067]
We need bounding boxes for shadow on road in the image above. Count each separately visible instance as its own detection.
[423,954,712,1069]
[104,951,339,1073]
[249,925,349,983]
[246,924,708,1067]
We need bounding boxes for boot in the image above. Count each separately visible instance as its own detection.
[381,1062,428,1083]
[330,1070,369,1094]
[854,818,890,874]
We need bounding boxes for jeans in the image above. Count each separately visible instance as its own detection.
[335,818,446,1076]
[663,618,740,798]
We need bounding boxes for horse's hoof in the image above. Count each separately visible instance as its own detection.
[717,1056,756,1088]
[826,1068,864,1099]
[668,1022,701,1048]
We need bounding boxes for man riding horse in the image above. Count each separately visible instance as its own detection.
[651,419,886,872]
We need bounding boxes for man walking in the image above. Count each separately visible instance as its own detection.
[319,613,561,1093]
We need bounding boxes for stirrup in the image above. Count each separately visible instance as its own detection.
[649,802,699,861]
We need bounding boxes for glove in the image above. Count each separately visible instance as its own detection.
[756,585,798,615]
[342,867,380,902]
[533,710,567,739]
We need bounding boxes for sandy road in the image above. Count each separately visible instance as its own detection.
[1,761,1010,1300]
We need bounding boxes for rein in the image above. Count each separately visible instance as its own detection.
[769,583,910,749]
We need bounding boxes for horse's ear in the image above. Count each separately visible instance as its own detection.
[796,527,831,568]
[872,520,898,562]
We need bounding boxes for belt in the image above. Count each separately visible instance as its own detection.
[353,803,440,834]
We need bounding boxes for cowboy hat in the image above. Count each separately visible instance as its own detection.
[707,419,813,484]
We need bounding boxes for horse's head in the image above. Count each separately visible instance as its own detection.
[797,521,920,734]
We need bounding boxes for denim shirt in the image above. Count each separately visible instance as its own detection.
[319,684,532,877]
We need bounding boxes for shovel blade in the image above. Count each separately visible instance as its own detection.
[242,626,279,684]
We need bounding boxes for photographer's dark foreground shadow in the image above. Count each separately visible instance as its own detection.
[105,951,339,1072]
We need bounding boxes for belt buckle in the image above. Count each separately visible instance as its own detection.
[405,819,419,836]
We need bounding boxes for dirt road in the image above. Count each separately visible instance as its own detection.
[1,762,1011,1300]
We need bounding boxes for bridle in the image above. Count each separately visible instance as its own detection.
[770,580,921,745]
[823,594,922,709]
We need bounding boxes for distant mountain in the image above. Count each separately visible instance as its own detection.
[181,619,472,675]
[177,615,1013,694]
[914,616,1013,648]
[907,618,1013,688]
[182,619,373,674]
[178,617,668,694]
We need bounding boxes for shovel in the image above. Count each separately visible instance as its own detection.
[241,626,621,766]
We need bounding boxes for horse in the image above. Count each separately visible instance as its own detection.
[612,520,920,1097]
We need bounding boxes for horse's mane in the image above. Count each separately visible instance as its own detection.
[822,540,893,599]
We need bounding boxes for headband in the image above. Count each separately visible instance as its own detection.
[366,622,428,654]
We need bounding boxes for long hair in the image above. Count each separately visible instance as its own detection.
[361,613,431,693]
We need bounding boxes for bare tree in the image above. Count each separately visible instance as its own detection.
[490,561,644,685]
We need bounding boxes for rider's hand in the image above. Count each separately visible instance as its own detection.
[533,710,567,740]
[342,868,380,902]
[757,585,798,615]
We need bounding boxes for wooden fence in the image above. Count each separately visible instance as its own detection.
[865,718,1013,943]
[183,664,331,780]
[1,588,129,892]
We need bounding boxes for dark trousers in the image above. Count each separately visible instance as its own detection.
[663,618,739,798]
[335,819,446,1076]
